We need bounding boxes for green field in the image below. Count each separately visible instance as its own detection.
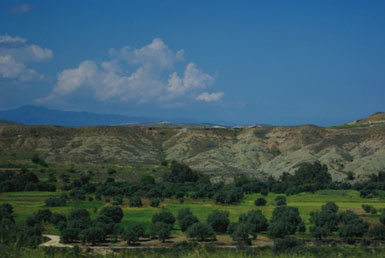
[1,189,384,235]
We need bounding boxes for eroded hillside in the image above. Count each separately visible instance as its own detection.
[1,123,385,181]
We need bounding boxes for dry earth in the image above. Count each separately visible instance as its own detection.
[2,113,385,181]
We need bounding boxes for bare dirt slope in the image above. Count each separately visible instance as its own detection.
[1,120,385,181]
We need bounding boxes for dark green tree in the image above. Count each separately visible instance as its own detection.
[254,197,267,206]
[79,227,105,245]
[150,198,161,208]
[151,222,172,243]
[268,206,305,238]
[274,196,286,206]
[129,196,142,207]
[231,223,251,245]
[123,228,139,245]
[207,210,230,233]
[152,209,175,226]
[239,210,268,239]
[98,206,123,224]
[186,222,216,241]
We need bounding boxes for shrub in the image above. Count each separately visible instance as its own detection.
[150,198,161,207]
[369,225,385,240]
[261,188,269,196]
[35,209,52,222]
[268,206,305,238]
[238,210,268,239]
[129,196,142,207]
[207,210,230,233]
[186,222,216,241]
[254,197,267,206]
[151,222,172,243]
[113,195,123,205]
[152,210,176,226]
[380,211,385,225]
[231,223,251,245]
[362,204,372,213]
[338,210,369,238]
[79,227,105,245]
[309,202,339,239]
[167,162,199,183]
[274,196,286,206]
[49,213,66,226]
[273,236,304,253]
[98,206,123,224]
[45,197,66,207]
[107,168,116,175]
[291,161,331,184]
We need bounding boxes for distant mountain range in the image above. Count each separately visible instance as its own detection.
[0,105,235,127]
[0,105,157,127]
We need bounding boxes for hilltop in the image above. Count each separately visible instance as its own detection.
[347,112,385,126]
[1,113,385,182]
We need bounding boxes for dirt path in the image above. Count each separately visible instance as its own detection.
[41,234,73,248]
[40,234,273,249]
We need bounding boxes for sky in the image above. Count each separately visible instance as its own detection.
[0,0,385,126]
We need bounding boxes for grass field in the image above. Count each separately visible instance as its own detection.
[1,189,385,235]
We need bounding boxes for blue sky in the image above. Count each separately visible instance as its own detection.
[0,1,385,126]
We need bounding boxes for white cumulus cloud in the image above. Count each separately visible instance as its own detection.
[196,92,224,102]
[166,62,215,99]
[40,38,223,105]
[0,35,52,81]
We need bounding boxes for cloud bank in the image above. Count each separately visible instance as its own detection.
[39,38,223,104]
[0,35,52,81]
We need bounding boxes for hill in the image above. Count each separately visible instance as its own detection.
[0,120,21,125]
[347,112,385,126]
[1,115,385,182]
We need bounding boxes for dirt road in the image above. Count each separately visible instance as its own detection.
[41,235,73,248]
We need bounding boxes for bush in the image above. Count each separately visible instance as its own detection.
[151,222,172,243]
[98,206,123,224]
[338,210,369,238]
[369,225,385,240]
[238,210,268,239]
[186,222,216,241]
[380,211,385,225]
[129,196,142,207]
[167,162,199,183]
[273,236,304,253]
[113,195,123,205]
[231,223,251,245]
[35,209,52,222]
[254,197,267,206]
[309,202,339,239]
[180,214,199,232]
[268,206,305,238]
[150,198,161,207]
[177,208,199,232]
[123,225,145,245]
[123,228,138,245]
[207,210,229,233]
[49,213,66,226]
[79,227,105,245]
[261,188,269,196]
[214,187,244,204]
[274,196,286,206]
[152,210,176,226]
[107,168,116,175]
[32,154,48,167]
[291,161,331,184]
[362,204,372,213]
[45,197,66,207]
